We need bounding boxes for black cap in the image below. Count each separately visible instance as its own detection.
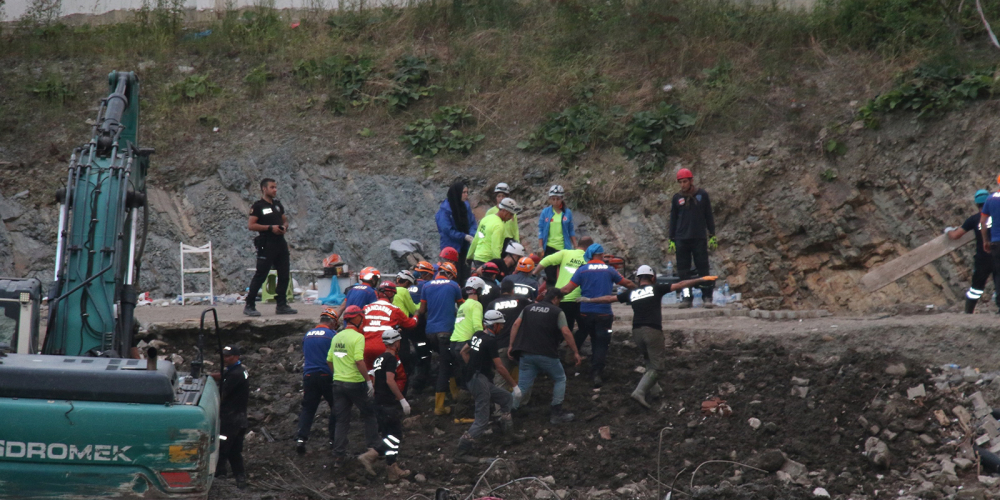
[222,345,242,356]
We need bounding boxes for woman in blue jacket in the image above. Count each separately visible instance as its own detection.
[436,181,477,284]
[537,184,576,286]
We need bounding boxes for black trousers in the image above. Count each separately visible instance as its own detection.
[560,300,580,333]
[543,246,560,287]
[218,425,247,478]
[332,381,381,457]
[675,238,713,300]
[296,373,335,442]
[575,313,614,376]
[376,404,404,465]
[246,238,290,307]
[434,332,454,393]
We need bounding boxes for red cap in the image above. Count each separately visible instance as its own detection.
[439,247,459,262]
[482,262,500,275]
[343,305,363,319]
[677,168,693,180]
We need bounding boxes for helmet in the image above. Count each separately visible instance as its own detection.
[321,307,339,321]
[494,182,510,194]
[343,305,364,320]
[548,185,565,197]
[636,265,655,278]
[439,247,459,262]
[381,328,402,345]
[415,261,435,275]
[976,189,991,205]
[377,281,398,297]
[396,270,416,284]
[360,266,381,283]
[498,197,521,214]
[464,276,486,293]
[516,257,535,273]
[439,262,458,278]
[677,168,693,180]
[481,262,500,276]
[483,309,506,326]
[504,241,525,257]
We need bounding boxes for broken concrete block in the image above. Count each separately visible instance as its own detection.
[980,476,999,487]
[780,458,808,480]
[885,363,907,376]
[812,487,830,498]
[918,434,936,446]
[952,406,972,430]
[963,368,980,383]
[864,437,890,468]
[791,386,809,398]
[941,459,956,476]
[907,384,926,400]
[976,434,991,446]
[933,410,950,427]
[791,377,810,386]
[954,458,973,470]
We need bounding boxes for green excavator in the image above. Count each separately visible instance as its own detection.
[0,71,221,499]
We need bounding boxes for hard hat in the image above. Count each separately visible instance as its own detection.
[414,261,435,275]
[321,307,339,321]
[636,265,655,278]
[976,189,990,205]
[494,182,510,194]
[377,281,398,296]
[498,197,521,214]
[465,276,486,293]
[548,185,565,197]
[381,328,402,345]
[483,309,506,326]
[439,247,459,262]
[677,168,693,180]
[360,266,381,283]
[343,305,364,319]
[504,241,525,257]
[516,257,535,273]
[482,262,500,276]
[396,270,416,284]
[439,262,458,278]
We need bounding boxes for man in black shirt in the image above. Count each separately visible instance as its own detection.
[581,265,713,408]
[486,280,530,390]
[668,168,716,309]
[456,310,520,463]
[244,178,297,317]
[508,289,582,424]
[371,329,412,482]
[212,345,250,489]
[946,189,994,313]
[502,257,539,301]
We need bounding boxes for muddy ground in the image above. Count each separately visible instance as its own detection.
[136,305,1000,500]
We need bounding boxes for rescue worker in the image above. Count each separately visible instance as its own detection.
[417,262,465,415]
[393,270,420,317]
[436,181,477,285]
[362,282,417,376]
[477,262,503,308]
[451,277,487,379]
[503,257,539,301]
[469,197,521,268]
[486,280,531,390]
[981,179,1000,310]
[508,289,581,424]
[338,267,380,316]
[455,310,520,463]
[328,306,383,473]
[244,178,297,317]
[484,182,520,242]
[668,168,717,309]
[534,236,593,332]
[296,308,339,455]
[479,240,525,278]
[393,270,421,381]
[537,185,577,287]
[946,189,994,313]
[409,262,436,392]
[561,243,636,388]
[437,247,460,277]
[372,328,412,482]
[580,266,714,408]
[213,345,250,488]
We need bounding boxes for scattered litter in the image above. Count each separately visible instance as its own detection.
[701,397,732,417]
[598,426,612,440]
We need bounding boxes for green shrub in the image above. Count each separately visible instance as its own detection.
[858,64,997,125]
[401,106,484,156]
[28,75,74,103]
[168,74,220,102]
[623,102,696,167]
[517,104,609,164]
[244,63,275,96]
[381,55,437,110]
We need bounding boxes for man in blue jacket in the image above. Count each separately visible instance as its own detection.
[296,307,339,455]
[437,181,478,286]
[538,185,576,287]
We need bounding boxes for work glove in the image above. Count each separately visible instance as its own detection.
[667,240,676,254]
[944,227,956,235]
[465,234,474,242]
[366,380,375,399]
[707,236,718,251]
[512,386,522,400]
[577,296,592,303]
[400,398,411,416]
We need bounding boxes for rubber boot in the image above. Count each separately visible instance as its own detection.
[702,295,715,309]
[449,377,461,400]
[966,297,978,314]
[357,448,380,476]
[387,463,411,482]
[549,404,575,424]
[631,370,659,409]
[454,433,478,463]
[498,413,513,434]
[434,393,452,415]
[678,289,693,309]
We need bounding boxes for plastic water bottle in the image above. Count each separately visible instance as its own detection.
[692,288,703,308]
[723,282,730,305]
[665,262,673,277]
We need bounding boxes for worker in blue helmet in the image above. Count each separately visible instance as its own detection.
[945,189,994,313]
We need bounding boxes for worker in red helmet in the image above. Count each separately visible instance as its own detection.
[362,282,417,381]
[668,168,717,309]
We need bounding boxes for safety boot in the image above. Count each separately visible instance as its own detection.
[965,297,978,314]
[454,433,479,463]
[357,448,380,476]
[498,413,513,434]
[631,370,659,409]
[275,304,298,315]
[235,475,248,489]
[434,392,452,415]
[702,296,715,309]
[549,404,575,424]
[243,305,261,317]
[449,377,461,400]
[678,290,693,309]
[295,439,306,455]
[387,463,411,482]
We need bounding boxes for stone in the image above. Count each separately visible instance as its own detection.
[750,449,786,473]
[541,476,556,486]
[780,458,808,481]
[864,437,890,468]
[963,367,980,383]
[433,427,445,436]
[414,474,426,483]
[957,487,986,500]
[555,489,568,499]
[918,434,936,446]
[535,490,554,499]
[791,377,810,386]
[907,384,926,400]
[904,418,926,432]
[791,386,809,398]
[954,458,973,470]
[940,459,956,476]
[776,471,793,483]
[599,426,612,440]
[881,429,898,441]
[169,353,184,366]
[812,487,831,498]
[885,363,907,376]
[764,422,778,434]
[748,418,762,430]
[934,410,951,427]
[259,347,273,355]
[402,416,421,429]
[979,476,999,486]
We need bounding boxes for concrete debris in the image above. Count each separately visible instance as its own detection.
[979,476,999,486]
[555,489,568,499]
[954,458,973,470]
[169,353,184,366]
[748,417,761,430]
[718,382,737,395]
[585,487,612,498]
[917,434,935,446]
[790,386,809,398]
[940,458,956,476]
[933,409,950,427]
[812,487,830,497]
[598,426,612,440]
[885,363,907,376]
[633,366,646,374]
[907,384,926,400]
[790,377,809,386]
[963,367,980,383]
[779,457,808,485]
[541,475,556,485]
[864,437,890,468]
[535,490,554,499]
[259,347,273,355]
[414,474,426,483]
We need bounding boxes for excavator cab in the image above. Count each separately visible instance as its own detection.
[0,277,42,354]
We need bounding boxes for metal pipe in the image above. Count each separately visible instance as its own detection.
[126,208,138,285]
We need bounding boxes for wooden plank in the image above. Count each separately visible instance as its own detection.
[860,231,975,292]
